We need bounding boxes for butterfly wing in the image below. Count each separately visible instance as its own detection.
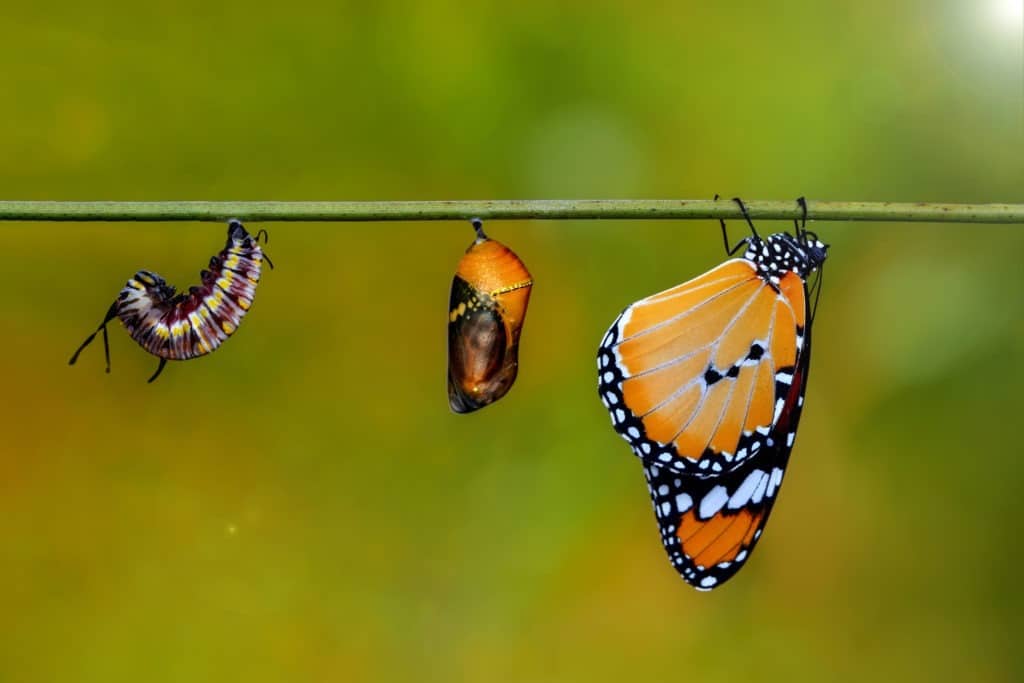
[642,302,813,590]
[598,264,808,476]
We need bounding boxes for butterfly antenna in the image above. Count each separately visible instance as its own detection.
[731,197,760,240]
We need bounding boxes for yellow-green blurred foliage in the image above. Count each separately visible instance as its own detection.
[1,1,1022,681]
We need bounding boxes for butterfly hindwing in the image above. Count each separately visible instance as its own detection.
[643,322,812,590]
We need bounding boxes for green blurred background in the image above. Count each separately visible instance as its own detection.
[1,1,1023,681]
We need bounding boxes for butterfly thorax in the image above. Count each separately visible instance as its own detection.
[742,233,828,283]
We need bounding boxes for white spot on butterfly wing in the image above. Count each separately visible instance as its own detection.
[728,470,766,509]
[766,467,784,498]
[750,471,770,504]
[773,397,786,422]
[699,486,728,519]
[611,309,633,372]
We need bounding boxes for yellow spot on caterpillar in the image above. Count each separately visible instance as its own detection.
[222,321,236,334]
[155,325,170,340]
[238,297,251,310]
[197,306,219,335]
[225,255,240,269]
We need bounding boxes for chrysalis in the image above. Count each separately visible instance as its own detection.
[69,218,273,383]
[447,218,533,413]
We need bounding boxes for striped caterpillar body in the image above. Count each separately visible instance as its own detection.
[447,219,533,413]
[69,219,272,383]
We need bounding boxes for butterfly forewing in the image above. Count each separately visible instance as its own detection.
[599,262,807,476]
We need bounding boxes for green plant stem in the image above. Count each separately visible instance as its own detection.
[0,200,1021,223]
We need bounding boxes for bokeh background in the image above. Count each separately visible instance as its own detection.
[1,1,1023,681]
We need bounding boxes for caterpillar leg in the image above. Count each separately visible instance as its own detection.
[69,301,119,373]
[147,357,168,384]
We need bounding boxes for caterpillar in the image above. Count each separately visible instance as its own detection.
[447,218,533,413]
[69,218,273,383]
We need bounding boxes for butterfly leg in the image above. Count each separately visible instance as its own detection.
[731,197,760,240]
[716,194,748,256]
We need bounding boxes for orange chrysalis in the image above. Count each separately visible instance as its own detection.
[447,219,533,413]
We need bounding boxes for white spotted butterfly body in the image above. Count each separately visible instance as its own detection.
[598,216,827,590]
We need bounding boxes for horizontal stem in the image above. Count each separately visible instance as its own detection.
[0,200,1021,223]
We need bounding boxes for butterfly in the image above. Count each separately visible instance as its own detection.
[597,198,827,589]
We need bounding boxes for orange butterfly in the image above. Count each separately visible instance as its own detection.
[598,198,827,589]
